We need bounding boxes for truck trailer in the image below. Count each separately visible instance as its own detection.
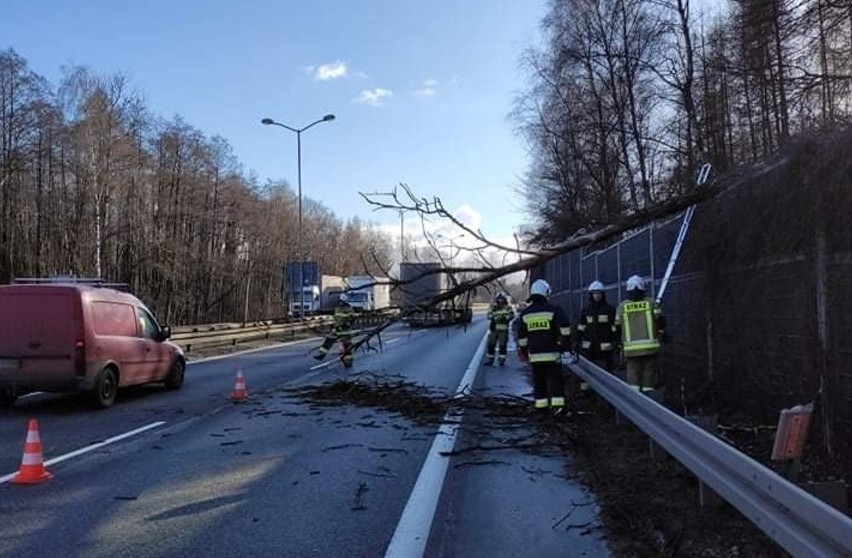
[398,262,472,327]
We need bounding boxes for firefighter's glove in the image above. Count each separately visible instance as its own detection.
[518,348,529,363]
[561,352,579,366]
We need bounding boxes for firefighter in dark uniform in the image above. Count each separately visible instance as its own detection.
[517,279,573,413]
[576,280,618,373]
[484,292,515,366]
[314,293,357,368]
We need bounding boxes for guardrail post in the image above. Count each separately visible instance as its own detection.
[646,389,668,462]
[685,414,724,508]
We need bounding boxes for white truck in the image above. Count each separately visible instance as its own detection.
[283,261,346,316]
[345,275,391,312]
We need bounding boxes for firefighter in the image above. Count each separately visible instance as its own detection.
[576,280,618,373]
[484,292,515,366]
[314,293,358,368]
[517,279,573,414]
[615,275,667,393]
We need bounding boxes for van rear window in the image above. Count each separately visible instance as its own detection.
[91,302,137,337]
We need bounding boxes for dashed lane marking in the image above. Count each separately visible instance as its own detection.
[0,421,167,484]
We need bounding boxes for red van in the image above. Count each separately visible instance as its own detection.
[0,283,185,408]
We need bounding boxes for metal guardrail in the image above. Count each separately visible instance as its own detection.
[171,317,328,336]
[171,312,396,353]
[173,321,328,353]
[568,357,852,558]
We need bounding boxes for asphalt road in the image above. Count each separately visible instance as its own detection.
[0,315,609,558]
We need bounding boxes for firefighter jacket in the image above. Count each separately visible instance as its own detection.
[576,297,617,358]
[332,304,357,335]
[517,298,572,363]
[487,304,515,332]
[615,296,665,358]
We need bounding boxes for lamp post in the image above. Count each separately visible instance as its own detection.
[261,114,335,320]
[399,210,405,265]
[436,233,464,268]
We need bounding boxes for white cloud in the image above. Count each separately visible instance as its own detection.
[314,61,348,81]
[372,203,525,278]
[414,87,436,98]
[450,204,482,231]
[354,88,394,107]
[414,78,438,98]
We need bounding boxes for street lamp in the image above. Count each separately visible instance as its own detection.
[399,210,405,265]
[436,233,464,268]
[262,114,335,320]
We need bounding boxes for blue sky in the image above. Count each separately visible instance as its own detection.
[2,0,545,244]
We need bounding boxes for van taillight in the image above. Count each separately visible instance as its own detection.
[74,340,86,376]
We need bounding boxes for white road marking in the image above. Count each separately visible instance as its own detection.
[0,421,167,484]
[386,339,400,345]
[384,330,489,558]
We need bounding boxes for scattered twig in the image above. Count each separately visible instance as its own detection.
[454,460,511,468]
[368,447,410,454]
[570,498,598,507]
[564,520,596,532]
[351,481,369,511]
[552,508,575,529]
[322,443,364,452]
[357,469,397,478]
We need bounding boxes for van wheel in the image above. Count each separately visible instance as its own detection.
[91,367,118,409]
[164,358,185,390]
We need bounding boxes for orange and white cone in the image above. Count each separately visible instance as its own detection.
[11,419,52,485]
[230,369,248,402]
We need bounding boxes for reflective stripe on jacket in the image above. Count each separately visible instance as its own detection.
[488,306,515,331]
[517,300,571,363]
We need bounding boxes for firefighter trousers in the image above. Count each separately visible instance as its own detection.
[625,355,657,390]
[317,332,354,367]
[485,330,509,365]
[531,361,565,409]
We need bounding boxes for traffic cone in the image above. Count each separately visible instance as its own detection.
[230,369,248,402]
[11,419,52,485]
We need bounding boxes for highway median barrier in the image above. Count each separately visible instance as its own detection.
[173,310,399,354]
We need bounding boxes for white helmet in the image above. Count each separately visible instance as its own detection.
[529,279,551,298]
[338,293,349,303]
[626,275,645,291]
[588,280,605,292]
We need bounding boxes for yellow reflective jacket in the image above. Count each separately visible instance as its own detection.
[615,298,663,358]
[333,305,357,334]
